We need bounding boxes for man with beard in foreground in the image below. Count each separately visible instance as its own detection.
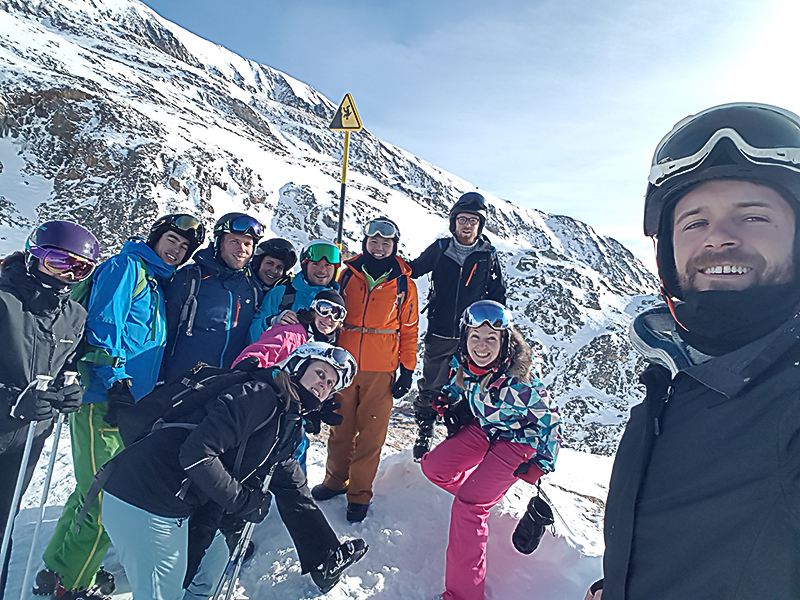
[588,103,800,599]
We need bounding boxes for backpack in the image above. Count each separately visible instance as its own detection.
[71,256,156,388]
[116,363,254,447]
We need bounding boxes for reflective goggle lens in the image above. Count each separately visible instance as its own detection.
[154,215,205,239]
[329,346,352,368]
[304,244,341,265]
[364,220,398,239]
[215,216,263,238]
[41,249,96,281]
[311,299,346,322]
[463,301,512,331]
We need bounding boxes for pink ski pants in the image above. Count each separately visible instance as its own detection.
[421,422,540,600]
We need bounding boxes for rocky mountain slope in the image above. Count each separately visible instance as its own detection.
[0,0,659,454]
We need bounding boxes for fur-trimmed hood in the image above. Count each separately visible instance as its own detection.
[507,327,533,382]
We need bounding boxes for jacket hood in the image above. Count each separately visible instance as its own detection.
[507,328,533,382]
[0,252,72,312]
[121,238,175,280]
[295,271,338,295]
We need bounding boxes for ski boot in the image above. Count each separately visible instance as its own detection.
[413,422,435,461]
[310,538,369,593]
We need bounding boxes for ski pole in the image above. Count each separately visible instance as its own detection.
[20,372,78,600]
[0,375,54,578]
[212,466,277,600]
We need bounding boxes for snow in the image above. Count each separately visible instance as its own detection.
[8,436,608,600]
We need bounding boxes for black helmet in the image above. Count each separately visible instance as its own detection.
[213,213,264,242]
[147,214,206,265]
[643,103,800,299]
[252,238,297,273]
[449,192,488,236]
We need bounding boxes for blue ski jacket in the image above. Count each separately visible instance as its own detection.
[249,274,338,343]
[85,239,175,402]
[162,247,263,383]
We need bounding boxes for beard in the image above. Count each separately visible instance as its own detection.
[677,248,794,293]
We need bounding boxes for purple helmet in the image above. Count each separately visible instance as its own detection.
[25,221,100,282]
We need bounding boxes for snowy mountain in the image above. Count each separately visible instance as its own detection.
[0,0,657,459]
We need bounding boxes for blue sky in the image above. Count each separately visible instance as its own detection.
[142,0,799,270]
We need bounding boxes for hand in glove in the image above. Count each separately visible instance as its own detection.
[234,486,272,524]
[51,382,83,413]
[304,397,343,434]
[104,379,135,427]
[392,365,414,399]
[11,386,57,422]
[512,495,554,554]
[432,394,450,417]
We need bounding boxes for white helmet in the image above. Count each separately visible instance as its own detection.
[279,342,356,392]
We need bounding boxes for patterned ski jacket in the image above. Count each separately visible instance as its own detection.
[442,328,562,473]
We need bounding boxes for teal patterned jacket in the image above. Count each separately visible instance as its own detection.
[442,343,563,474]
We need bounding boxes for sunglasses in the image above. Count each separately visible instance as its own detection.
[462,300,512,331]
[364,219,399,239]
[37,248,96,281]
[456,216,480,226]
[311,299,347,322]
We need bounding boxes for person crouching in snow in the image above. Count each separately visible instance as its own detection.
[421,300,562,600]
[99,343,368,599]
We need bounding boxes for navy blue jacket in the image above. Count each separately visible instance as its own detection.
[162,247,262,383]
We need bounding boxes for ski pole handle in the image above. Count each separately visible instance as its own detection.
[63,371,79,387]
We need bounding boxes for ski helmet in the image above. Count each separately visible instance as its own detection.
[644,102,800,299]
[279,341,356,393]
[213,213,264,242]
[252,238,297,273]
[362,216,399,256]
[25,221,100,282]
[147,214,205,265]
[300,240,341,281]
[449,192,488,237]
[458,300,513,366]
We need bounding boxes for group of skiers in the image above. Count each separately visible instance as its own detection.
[6,99,797,600]
[0,193,563,600]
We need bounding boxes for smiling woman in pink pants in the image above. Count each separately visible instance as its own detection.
[421,301,562,600]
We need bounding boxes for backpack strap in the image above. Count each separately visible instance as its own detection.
[277,281,297,313]
[338,268,353,296]
[177,265,202,337]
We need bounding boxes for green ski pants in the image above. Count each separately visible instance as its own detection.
[42,402,123,591]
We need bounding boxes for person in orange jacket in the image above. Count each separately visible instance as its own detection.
[311,217,418,522]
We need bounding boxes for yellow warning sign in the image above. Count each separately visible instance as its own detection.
[329,93,363,131]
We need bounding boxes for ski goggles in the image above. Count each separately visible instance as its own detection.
[214,215,263,239]
[648,103,800,189]
[152,214,206,242]
[364,218,399,239]
[462,300,512,331]
[311,299,347,322]
[33,247,96,281]
[303,243,341,265]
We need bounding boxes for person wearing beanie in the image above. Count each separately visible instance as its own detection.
[311,217,419,523]
[407,193,506,461]
[0,222,98,597]
[161,213,264,383]
[37,215,199,598]
[251,237,298,290]
[249,239,340,342]
[588,103,800,600]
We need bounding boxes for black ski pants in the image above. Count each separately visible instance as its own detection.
[413,333,460,429]
[270,457,340,573]
[0,430,48,596]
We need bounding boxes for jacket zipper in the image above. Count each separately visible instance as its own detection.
[464,264,477,287]
[452,265,464,337]
[653,385,674,436]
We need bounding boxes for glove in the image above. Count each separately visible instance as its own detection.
[512,495,554,554]
[442,400,473,438]
[11,385,57,421]
[432,394,450,417]
[234,356,261,372]
[234,486,272,524]
[392,365,414,399]
[51,382,83,413]
[104,379,135,427]
[304,397,343,434]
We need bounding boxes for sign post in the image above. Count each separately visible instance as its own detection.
[329,93,363,246]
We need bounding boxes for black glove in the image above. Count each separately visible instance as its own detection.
[392,365,414,399]
[234,486,272,524]
[104,379,135,427]
[11,385,57,421]
[52,382,83,413]
[234,356,261,372]
[442,400,474,438]
[303,397,343,434]
[512,495,554,554]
